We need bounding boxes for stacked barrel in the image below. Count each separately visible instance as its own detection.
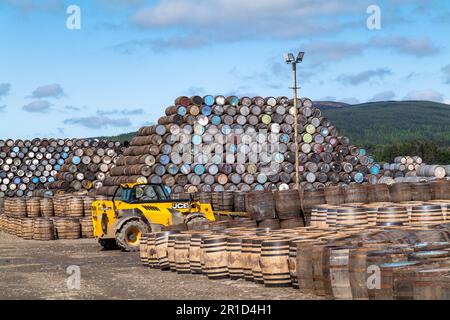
[49,139,126,192]
[139,222,450,300]
[380,156,449,183]
[0,138,126,197]
[0,193,100,240]
[97,95,378,196]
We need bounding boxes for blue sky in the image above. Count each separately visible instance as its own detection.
[0,0,449,139]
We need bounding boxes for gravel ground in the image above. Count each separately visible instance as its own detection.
[0,231,321,300]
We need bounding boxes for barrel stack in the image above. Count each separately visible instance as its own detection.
[97,95,378,197]
[0,138,127,197]
[49,139,126,192]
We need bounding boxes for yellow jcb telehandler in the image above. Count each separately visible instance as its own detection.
[91,183,215,251]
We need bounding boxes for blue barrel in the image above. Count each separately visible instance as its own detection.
[228,96,239,106]
[12,146,19,153]
[61,152,68,159]
[359,149,367,156]
[180,164,191,174]
[211,115,221,125]
[201,106,212,116]
[280,134,290,143]
[228,144,237,153]
[194,164,205,175]
[159,155,170,165]
[57,159,65,165]
[54,164,61,171]
[221,125,231,135]
[167,164,179,175]
[48,177,55,183]
[192,135,202,145]
[255,184,265,191]
[32,177,39,184]
[370,166,380,175]
[164,186,171,195]
[203,95,215,106]
[354,172,364,183]
[368,155,374,163]
[177,106,187,116]
[72,156,81,165]
[13,177,21,184]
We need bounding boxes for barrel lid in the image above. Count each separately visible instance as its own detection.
[379,261,419,268]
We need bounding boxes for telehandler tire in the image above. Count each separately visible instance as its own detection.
[116,219,149,252]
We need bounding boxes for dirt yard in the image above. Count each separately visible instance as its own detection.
[0,231,321,300]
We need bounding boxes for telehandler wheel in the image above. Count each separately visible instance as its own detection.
[98,239,119,250]
[116,219,149,252]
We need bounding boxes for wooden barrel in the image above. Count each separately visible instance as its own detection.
[155,231,175,270]
[66,196,84,217]
[246,191,277,221]
[376,206,409,226]
[167,233,178,272]
[324,186,345,205]
[146,233,158,268]
[410,183,432,202]
[40,198,54,217]
[54,218,81,239]
[139,234,148,265]
[373,261,421,300]
[299,189,326,225]
[367,184,391,203]
[241,237,254,281]
[32,218,54,241]
[295,240,320,293]
[411,204,445,226]
[20,218,34,240]
[329,246,353,299]
[80,217,94,238]
[260,239,291,287]
[430,180,450,200]
[280,217,304,229]
[275,189,301,219]
[251,236,275,285]
[311,205,328,228]
[389,183,412,203]
[211,191,234,211]
[227,236,245,280]
[344,184,368,204]
[336,207,368,227]
[189,233,206,274]
[26,197,41,218]
[413,268,450,300]
[204,236,229,280]
[233,192,246,212]
[174,234,192,274]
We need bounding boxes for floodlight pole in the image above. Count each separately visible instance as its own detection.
[291,62,300,189]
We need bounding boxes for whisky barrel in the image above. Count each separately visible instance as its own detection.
[367,184,391,203]
[324,186,345,205]
[241,237,254,281]
[167,234,178,272]
[40,198,54,217]
[336,207,368,227]
[274,189,301,219]
[145,233,158,268]
[329,246,353,299]
[389,183,412,203]
[413,268,450,299]
[32,218,54,241]
[251,236,275,285]
[174,234,192,274]
[204,236,229,280]
[430,180,450,200]
[80,217,94,238]
[411,204,445,226]
[260,239,291,287]
[344,184,368,204]
[139,234,149,266]
[246,191,277,221]
[233,192,246,212]
[55,218,81,239]
[376,206,409,226]
[66,196,84,217]
[227,236,245,280]
[26,197,41,218]
[311,205,328,228]
[155,231,175,270]
[410,183,432,202]
[20,218,34,240]
[295,240,321,293]
[258,218,281,229]
[280,217,304,229]
[211,191,234,211]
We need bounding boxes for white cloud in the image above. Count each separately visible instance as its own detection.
[64,116,132,129]
[336,68,393,86]
[341,97,360,105]
[404,90,444,102]
[370,36,440,57]
[30,84,65,98]
[369,90,396,102]
[22,100,53,113]
[442,65,450,84]
[0,83,11,98]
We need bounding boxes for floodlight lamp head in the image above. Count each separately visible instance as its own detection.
[296,52,305,62]
[284,53,294,64]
